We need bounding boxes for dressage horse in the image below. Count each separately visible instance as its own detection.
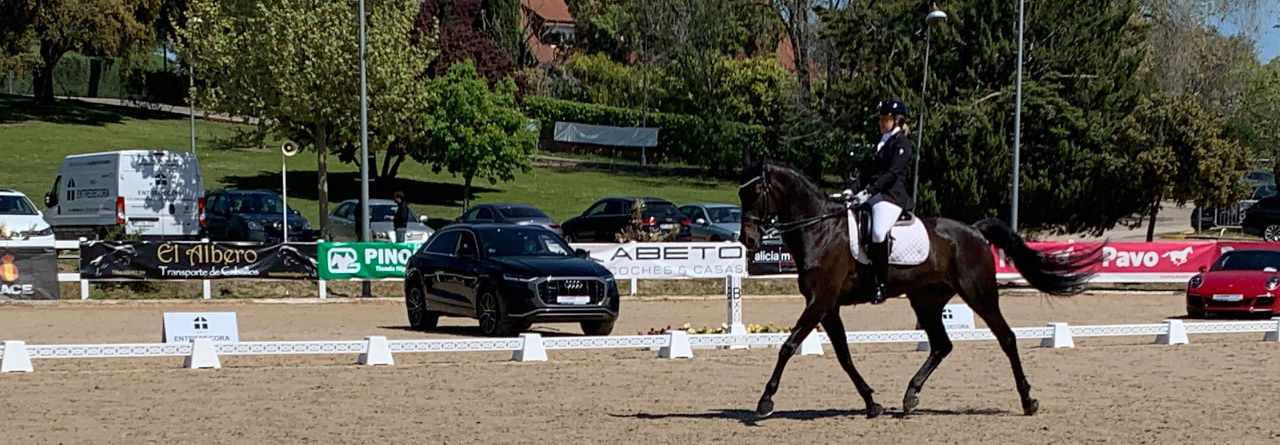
[738,160,1103,419]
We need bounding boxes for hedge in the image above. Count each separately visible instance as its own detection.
[522,96,768,171]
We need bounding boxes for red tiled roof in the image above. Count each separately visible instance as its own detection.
[522,0,573,23]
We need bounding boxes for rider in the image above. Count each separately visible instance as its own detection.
[843,98,914,305]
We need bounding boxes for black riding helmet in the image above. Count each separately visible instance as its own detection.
[874,98,909,118]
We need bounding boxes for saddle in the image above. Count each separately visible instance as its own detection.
[848,204,929,266]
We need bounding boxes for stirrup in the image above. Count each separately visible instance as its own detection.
[871,288,887,305]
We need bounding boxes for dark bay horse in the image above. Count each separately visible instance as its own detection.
[737,160,1103,419]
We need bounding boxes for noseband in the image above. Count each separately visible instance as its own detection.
[742,166,845,234]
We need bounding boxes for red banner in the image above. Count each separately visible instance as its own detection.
[993,241,1278,284]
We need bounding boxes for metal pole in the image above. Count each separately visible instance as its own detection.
[639,5,649,166]
[358,0,372,298]
[282,153,288,243]
[1011,0,1025,233]
[189,65,196,156]
[912,26,931,205]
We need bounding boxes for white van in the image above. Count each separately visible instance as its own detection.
[42,150,205,240]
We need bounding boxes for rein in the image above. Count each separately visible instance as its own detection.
[743,167,847,235]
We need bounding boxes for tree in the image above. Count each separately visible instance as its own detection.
[12,0,162,105]
[1237,60,1280,176]
[181,0,434,238]
[414,61,537,210]
[1121,93,1251,241]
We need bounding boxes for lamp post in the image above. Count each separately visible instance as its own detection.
[188,18,203,157]
[358,0,372,298]
[912,7,947,205]
[1011,0,1025,232]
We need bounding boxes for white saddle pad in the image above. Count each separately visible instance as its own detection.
[848,210,930,266]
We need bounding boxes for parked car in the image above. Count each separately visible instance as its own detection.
[329,199,434,243]
[1193,183,1277,230]
[560,197,691,242]
[678,203,741,242]
[403,223,619,336]
[454,203,562,235]
[201,189,317,243]
[42,150,204,240]
[0,189,55,241]
[1242,195,1280,241]
[1243,170,1275,187]
[1186,249,1280,317]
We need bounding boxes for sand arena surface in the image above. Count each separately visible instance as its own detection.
[2,292,1278,444]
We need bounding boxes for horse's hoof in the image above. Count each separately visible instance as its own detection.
[866,403,884,419]
[1023,398,1040,416]
[902,396,919,415]
[756,399,775,419]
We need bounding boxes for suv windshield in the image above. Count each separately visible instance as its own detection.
[368,204,419,222]
[499,206,547,219]
[1212,251,1280,271]
[707,207,742,223]
[230,194,286,214]
[479,226,572,257]
[0,195,38,215]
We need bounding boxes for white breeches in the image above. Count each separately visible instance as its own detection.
[868,197,902,244]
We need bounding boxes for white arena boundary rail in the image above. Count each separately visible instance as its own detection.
[3,318,1278,372]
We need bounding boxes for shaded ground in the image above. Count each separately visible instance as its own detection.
[3,292,1279,444]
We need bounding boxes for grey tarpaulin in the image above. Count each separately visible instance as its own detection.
[553,122,659,147]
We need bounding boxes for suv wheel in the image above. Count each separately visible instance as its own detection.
[477,290,522,337]
[1266,225,1280,242]
[405,279,439,330]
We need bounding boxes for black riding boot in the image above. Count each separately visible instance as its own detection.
[868,240,890,304]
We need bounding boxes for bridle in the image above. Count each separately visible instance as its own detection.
[741,166,846,235]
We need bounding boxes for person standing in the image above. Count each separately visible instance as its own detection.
[392,191,410,243]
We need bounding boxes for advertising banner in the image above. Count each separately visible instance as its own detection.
[747,242,797,276]
[0,244,60,300]
[572,242,747,279]
[318,242,421,280]
[993,241,1220,283]
[79,241,318,280]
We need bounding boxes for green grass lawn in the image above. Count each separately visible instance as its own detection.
[0,95,742,227]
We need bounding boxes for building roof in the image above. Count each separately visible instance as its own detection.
[522,0,573,23]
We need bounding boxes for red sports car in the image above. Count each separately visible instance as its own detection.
[1186,249,1280,317]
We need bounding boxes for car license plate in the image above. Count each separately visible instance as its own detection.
[660,223,677,230]
[1213,294,1244,302]
[557,296,590,305]
[132,220,155,227]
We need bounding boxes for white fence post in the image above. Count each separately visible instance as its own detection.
[184,338,221,369]
[202,280,211,299]
[1040,322,1075,348]
[724,275,746,349]
[630,278,637,296]
[80,280,89,300]
[1265,317,1280,342]
[798,332,824,356]
[318,280,327,299]
[1156,319,1189,345]
[659,331,693,359]
[358,336,394,366]
[1,340,34,373]
[512,333,548,362]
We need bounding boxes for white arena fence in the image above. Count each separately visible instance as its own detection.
[4,318,1278,372]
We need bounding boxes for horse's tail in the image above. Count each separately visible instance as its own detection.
[974,218,1103,296]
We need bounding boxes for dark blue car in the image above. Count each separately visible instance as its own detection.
[403,223,619,336]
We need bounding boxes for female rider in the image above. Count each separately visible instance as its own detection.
[844,98,914,305]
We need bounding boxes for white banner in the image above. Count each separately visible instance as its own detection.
[163,312,240,343]
[571,242,748,279]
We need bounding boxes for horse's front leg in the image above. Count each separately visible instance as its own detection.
[756,296,833,419]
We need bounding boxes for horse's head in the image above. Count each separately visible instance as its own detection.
[738,160,779,250]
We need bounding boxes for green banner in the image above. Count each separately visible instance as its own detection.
[318,242,421,280]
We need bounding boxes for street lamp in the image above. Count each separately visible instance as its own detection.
[911,7,947,205]
[188,17,203,157]
[1011,0,1025,232]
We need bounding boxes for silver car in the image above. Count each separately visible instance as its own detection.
[679,203,742,242]
[329,199,435,243]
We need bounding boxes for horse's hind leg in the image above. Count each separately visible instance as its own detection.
[958,276,1039,416]
[821,311,883,418]
[902,290,954,416]
[756,298,831,419]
